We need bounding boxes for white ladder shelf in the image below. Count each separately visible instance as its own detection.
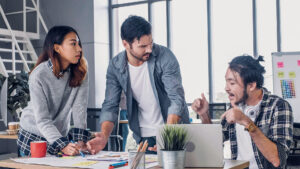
[0,0,48,126]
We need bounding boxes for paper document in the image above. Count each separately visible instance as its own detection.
[11,151,158,169]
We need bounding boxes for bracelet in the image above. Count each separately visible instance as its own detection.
[244,122,257,133]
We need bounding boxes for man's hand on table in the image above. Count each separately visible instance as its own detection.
[86,132,108,155]
[148,145,157,152]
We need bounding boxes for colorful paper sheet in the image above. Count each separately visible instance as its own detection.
[278,72,284,78]
[277,62,284,68]
[280,80,296,99]
[289,72,296,78]
[72,161,98,167]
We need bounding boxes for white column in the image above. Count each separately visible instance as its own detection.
[93,0,110,108]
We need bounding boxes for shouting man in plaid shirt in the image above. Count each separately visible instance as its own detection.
[192,55,293,169]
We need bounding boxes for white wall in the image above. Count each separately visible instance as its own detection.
[37,0,97,107]
[93,0,110,108]
[1,0,110,109]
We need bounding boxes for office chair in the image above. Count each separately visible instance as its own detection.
[209,103,227,119]
[189,102,227,120]
[287,123,300,166]
[108,109,123,152]
[86,108,123,151]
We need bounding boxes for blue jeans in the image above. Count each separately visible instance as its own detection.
[120,110,128,151]
[139,136,157,154]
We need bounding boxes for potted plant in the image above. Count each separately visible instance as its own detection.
[7,72,30,122]
[159,125,188,169]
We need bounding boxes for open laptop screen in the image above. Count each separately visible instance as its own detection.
[156,124,224,167]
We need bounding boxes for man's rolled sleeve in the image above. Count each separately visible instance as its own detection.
[269,100,293,168]
[167,103,182,117]
[100,61,122,126]
[277,142,289,167]
[160,49,185,117]
[99,111,119,125]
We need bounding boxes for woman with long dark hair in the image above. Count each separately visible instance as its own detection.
[17,25,90,156]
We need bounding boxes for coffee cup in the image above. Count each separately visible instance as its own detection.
[30,141,47,158]
[8,122,19,130]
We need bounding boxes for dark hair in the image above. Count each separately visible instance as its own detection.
[121,15,152,43]
[229,55,266,88]
[32,25,87,87]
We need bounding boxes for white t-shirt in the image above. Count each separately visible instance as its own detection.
[128,62,164,137]
[236,102,261,169]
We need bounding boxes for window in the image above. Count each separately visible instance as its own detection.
[152,1,167,46]
[108,0,294,104]
[211,0,253,102]
[171,0,209,103]
[113,4,148,55]
[112,0,145,5]
[256,0,277,92]
[281,0,300,51]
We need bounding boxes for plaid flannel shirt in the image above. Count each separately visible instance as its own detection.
[17,127,91,156]
[47,59,70,76]
[222,88,293,169]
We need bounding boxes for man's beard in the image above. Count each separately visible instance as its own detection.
[129,50,150,62]
[235,87,248,105]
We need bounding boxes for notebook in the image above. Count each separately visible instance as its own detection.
[156,123,224,167]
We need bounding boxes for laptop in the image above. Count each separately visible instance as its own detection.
[156,124,224,167]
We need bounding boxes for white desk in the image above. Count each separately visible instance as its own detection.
[0,159,249,169]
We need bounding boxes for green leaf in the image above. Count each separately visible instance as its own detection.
[6,73,30,121]
[160,125,188,151]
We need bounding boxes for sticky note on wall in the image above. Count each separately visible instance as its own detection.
[289,72,296,78]
[298,60,300,66]
[277,62,284,68]
[278,72,284,78]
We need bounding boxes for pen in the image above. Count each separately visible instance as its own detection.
[108,161,128,169]
[56,152,63,157]
[56,152,69,157]
[70,140,85,157]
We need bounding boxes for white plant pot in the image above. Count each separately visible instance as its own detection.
[161,150,186,169]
